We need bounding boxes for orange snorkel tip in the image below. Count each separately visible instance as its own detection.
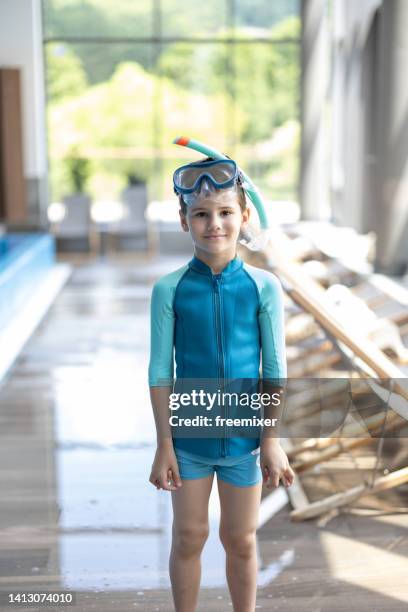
[173,136,190,146]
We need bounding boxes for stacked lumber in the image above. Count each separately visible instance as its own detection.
[239,222,408,521]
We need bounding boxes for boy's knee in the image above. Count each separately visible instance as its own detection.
[173,523,209,558]
[219,528,256,559]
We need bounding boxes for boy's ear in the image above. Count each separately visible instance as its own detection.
[179,209,189,232]
[241,206,251,227]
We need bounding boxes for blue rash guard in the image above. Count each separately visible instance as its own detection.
[148,255,287,459]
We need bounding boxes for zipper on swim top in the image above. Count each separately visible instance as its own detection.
[213,275,225,379]
[213,274,227,457]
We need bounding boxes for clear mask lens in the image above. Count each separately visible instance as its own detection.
[183,181,239,207]
[198,177,215,197]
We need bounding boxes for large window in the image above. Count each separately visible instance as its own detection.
[42,0,300,207]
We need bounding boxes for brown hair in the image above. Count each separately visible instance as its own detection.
[178,156,247,215]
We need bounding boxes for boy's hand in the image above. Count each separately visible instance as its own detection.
[260,439,295,490]
[149,441,182,491]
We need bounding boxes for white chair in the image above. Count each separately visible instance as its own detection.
[108,184,149,251]
[50,194,92,251]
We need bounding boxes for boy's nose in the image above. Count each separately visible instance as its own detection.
[207,215,222,229]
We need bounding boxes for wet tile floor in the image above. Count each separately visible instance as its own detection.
[0,254,407,611]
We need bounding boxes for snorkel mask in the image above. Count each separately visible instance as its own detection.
[173,158,243,206]
[173,136,269,231]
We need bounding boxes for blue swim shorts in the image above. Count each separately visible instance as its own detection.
[174,447,262,488]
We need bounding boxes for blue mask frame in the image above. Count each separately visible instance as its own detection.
[173,159,239,195]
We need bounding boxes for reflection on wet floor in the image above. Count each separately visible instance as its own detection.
[1,255,407,611]
[57,445,293,590]
[58,447,169,590]
[57,446,226,590]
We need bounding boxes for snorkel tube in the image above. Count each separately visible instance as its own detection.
[173,136,269,230]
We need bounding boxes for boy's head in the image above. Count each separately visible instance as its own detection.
[174,156,250,254]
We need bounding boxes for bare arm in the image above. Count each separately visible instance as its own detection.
[258,274,294,488]
[260,381,285,442]
[149,386,182,491]
[259,384,294,489]
[148,275,183,491]
[150,386,173,443]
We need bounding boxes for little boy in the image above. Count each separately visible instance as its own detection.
[148,154,295,612]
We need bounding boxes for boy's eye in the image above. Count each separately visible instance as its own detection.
[193,210,233,218]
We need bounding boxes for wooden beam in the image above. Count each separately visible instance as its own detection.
[292,412,404,473]
[256,229,407,400]
[367,379,408,421]
[287,408,405,458]
[290,467,408,521]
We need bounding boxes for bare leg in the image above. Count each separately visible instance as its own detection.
[170,475,214,612]
[218,478,262,612]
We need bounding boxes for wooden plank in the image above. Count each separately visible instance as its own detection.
[289,351,340,377]
[366,379,408,421]
[369,274,408,306]
[351,281,388,304]
[292,412,405,473]
[285,312,319,342]
[256,229,407,399]
[371,301,408,324]
[286,437,323,458]
[290,467,408,521]
[286,380,408,455]
[284,394,349,426]
[241,230,408,525]
[286,338,333,362]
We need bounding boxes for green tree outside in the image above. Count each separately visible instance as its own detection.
[43,1,300,203]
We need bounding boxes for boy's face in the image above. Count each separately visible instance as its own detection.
[179,192,250,256]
